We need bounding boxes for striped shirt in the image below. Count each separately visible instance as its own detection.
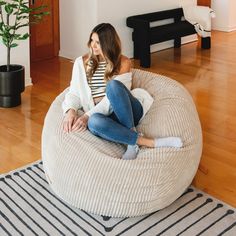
[88,61,107,98]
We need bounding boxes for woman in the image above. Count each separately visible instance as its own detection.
[62,23,182,160]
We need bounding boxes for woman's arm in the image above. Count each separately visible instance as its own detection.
[62,58,82,114]
[62,55,90,132]
[62,54,89,114]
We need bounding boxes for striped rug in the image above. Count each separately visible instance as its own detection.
[0,161,235,236]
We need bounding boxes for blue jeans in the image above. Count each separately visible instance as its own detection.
[88,80,143,145]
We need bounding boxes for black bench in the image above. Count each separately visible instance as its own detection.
[126,8,211,68]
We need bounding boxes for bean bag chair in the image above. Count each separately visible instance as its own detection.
[42,69,202,217]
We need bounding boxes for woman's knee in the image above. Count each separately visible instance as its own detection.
[88,113,105,132]
[106,80,125,97]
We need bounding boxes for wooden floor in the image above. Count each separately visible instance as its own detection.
[1,31,236,208]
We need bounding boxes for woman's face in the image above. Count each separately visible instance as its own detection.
[90,33,104,58]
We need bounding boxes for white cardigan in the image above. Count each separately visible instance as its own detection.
[62,56,153,119]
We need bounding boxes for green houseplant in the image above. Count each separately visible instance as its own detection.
[0,0,48,107]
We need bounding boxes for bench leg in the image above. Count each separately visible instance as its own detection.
[201,37,211,49]
[133,40,140,59]
[174,38,181,48]
[140,44,151,68]
[132,28,151,67]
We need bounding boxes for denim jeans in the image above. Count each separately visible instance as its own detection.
[88,80,143,145]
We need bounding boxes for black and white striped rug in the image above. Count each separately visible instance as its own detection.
[1,161,236,236]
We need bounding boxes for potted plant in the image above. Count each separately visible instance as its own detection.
[0,0,48,107]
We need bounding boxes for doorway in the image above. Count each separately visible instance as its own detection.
[30,0,60,63]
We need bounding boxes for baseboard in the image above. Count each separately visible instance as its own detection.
[212,26,236,32]
[227,26,236,32]
[25,76,32,86]
[59,50,75,60]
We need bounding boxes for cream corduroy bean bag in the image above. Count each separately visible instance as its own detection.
[42,69,202,217]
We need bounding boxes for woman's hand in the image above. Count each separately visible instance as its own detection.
[71,114,89,132]
[63,109,78,132]
[63,110,89,132]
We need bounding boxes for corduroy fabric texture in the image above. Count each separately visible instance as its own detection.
[42,69,202,217]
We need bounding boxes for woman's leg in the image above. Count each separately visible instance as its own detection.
[88,80,183,160]
[106,80,145,160]
[137,136,183,148]
[106,80,143,129]
[88,80,143,159]
[88,112,183,149]
[88,113,138,145]
[88,81,143,145]
[106,81,183,149]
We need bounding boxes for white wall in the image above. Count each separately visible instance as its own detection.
[59,0,197,60]
[212,0,236,32]
[228,0,236,31]
[59,0,97,58]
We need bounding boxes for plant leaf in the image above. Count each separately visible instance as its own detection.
[10,43,18,48]
[5,4,14,14]
[0,1,6,6]
[19,32,29,40]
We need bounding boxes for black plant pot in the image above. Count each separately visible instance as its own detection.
[0,65,25,108]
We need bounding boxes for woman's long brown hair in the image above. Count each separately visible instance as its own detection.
[86,23,122,82]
